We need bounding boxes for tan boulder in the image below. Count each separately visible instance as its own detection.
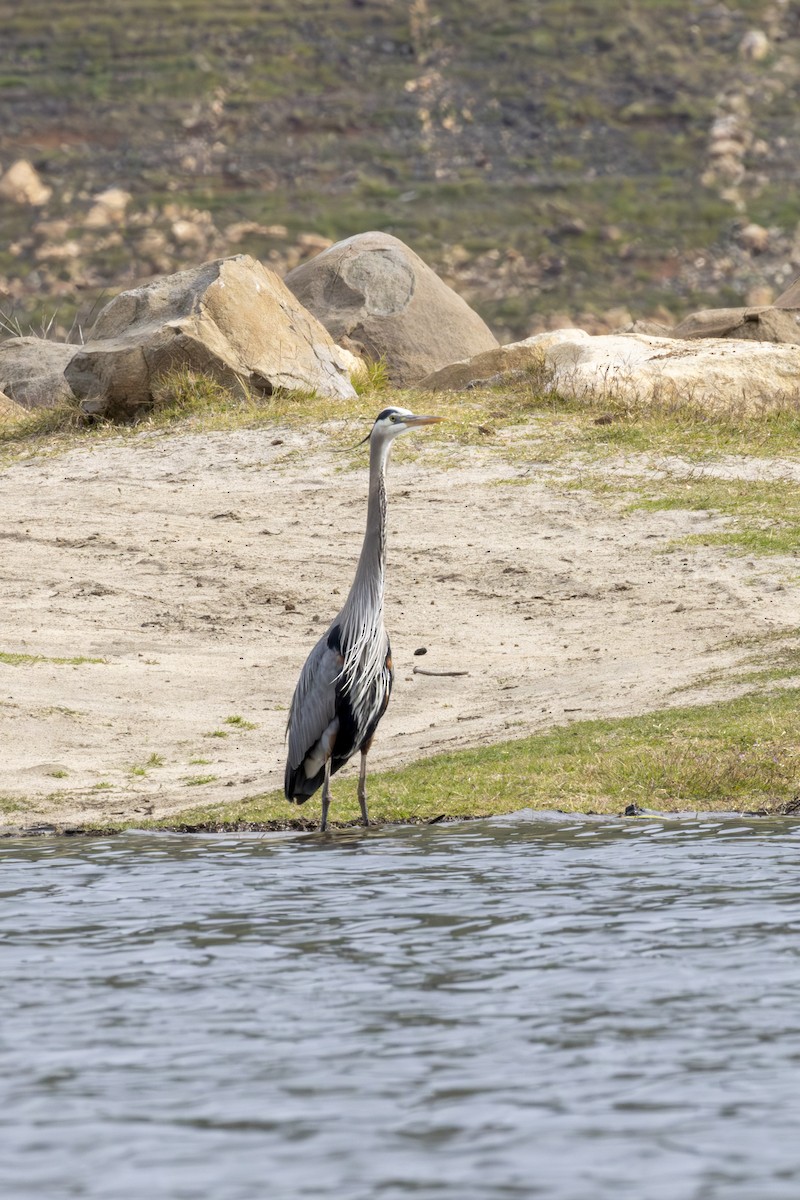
[65,255,360,420]
[416,337,549,391]
[739,29,770,61]
[284,230,498,385]
[0,159,52,206]
[421,329,800,412]
[0,338,78,409]
[84,187,132,229]
[672,306,800,344]
[737,223,770,253]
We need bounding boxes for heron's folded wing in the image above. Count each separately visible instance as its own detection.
[286,637,343,771]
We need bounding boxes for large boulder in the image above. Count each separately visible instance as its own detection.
[284,231,498,385]
[420,329,800,412]
[672,306,800,344]
[416,338,551,391]
[65,255,361,420]
[0,337,78,409]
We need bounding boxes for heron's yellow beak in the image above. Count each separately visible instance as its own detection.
[405,414,445,426]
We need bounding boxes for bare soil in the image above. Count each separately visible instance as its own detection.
[1,423,797,832]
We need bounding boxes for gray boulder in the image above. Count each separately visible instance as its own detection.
[774,276,800,310]
[672,306,800,344]
[284,231,498,386]
[0,337,78,409]
[65,255,361,420]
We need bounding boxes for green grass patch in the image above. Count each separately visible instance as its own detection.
[629,477,800,557]
[156,689,800,829]
[128,754,164,776]
[0,651,106,667]
[223,715,258,730]
[0,794,26,814]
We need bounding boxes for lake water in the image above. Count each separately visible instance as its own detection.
[2,813,800,1199]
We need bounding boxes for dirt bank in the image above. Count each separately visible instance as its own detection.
[1,422,797,831]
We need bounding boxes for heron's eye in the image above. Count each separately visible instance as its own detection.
[390,414,398,423]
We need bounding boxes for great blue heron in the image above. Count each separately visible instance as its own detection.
[284,406,443,831]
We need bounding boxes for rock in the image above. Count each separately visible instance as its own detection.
[64,255,360,420]
[170,218,208,246]
[739,30,770,61]
[710,114,745,142]
[0,160,52,206]
[34,240,82,263]
[710,137,748,159]
[33,218,71,242]
[737,223,770,253]
[225,220,288,242]
[284,230,498,385]
[416,337,551,391]
[774,275,800,309]
[420,329,800,412]
[618,319,675,338]
[0,389,26,423]
[0,337,78,410]
[84,187,132,229]
[672,307,800,344]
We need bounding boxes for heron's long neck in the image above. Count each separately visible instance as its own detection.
[341,438,389,634]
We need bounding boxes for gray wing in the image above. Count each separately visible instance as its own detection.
[285,631,343,778]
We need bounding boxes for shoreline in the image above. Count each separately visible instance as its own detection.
[1,408,799,833]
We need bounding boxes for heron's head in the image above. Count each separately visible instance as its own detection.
[369,407,444,445]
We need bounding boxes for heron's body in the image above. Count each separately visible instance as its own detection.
[284,407,441,830]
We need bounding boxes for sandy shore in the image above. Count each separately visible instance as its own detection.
[1,421,797,831]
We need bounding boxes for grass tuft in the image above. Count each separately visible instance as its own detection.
[223,715,258,730]
[0,651,106,667]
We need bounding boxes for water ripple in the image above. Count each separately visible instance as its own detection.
[1,814,800,1199]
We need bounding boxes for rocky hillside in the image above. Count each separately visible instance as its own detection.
[1,0,800,342]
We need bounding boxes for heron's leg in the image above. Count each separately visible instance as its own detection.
[358,748,369,826]
[320,759,332,832]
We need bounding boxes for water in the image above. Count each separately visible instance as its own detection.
[2,812,800,1200]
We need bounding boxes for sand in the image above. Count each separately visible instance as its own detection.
[1,421,797,831]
